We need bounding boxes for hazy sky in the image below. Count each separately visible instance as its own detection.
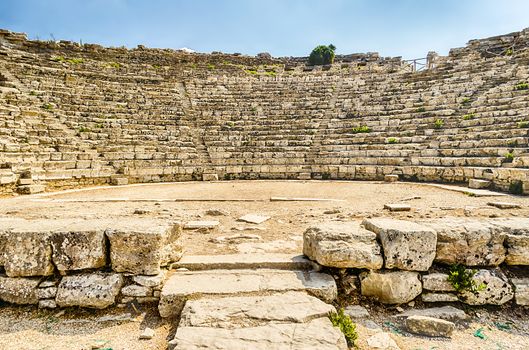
[1,0,528,59]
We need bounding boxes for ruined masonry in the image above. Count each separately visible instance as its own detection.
[0,28,529,194]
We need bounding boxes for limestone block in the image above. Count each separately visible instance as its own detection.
[36,286,57,299]
[422,218,506,266]
[105,220,182,275]
[38,299,57,308]
[360,270,422,304]
[511,278,529,306]
[366,332,400,350]
[132,272,166,288]
[460,269,513,305]
[362,218,436,271]
[468,179,490,189]
[50,222,107,274]
[406,316,455,337]
[2,221,54,277]
[0,276,40,304]
[422,293,459,303]
[121,284,152,297]
[422,273,455,292]
[111,177,128,186]
[493,218,529,265]
[384,174,399,182]
[303,222,383,269]
[202,173,218,181]
[398,306,469,321]
[56,273,124,309]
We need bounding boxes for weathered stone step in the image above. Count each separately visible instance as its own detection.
[158,269,337,317]
[169,292,346,350]
[172,254,317,271]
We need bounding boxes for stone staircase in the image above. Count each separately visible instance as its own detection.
[158,254,347,350]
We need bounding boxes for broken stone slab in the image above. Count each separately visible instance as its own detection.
[171,318,347,350]
[460,269,513,305]
[105,219,183,275]
[56,273,124,309]
[205,209,228,216]
[17,184,45,194]
[468,179,491,189]
[397,306,469,322]
[184,220,219,230]
[180,292,335,328]
[344,305,370,320]
[237,214,270,224]
[360,270,422,304]
[172,254,315,271]
[492,218,529,265]
[303,221,383,269]
[366,332,400,350]
[487,201,521,209]
[50,221,107,274]
[362,218,436,271]
[159,269,337,317]
[421,293,459,303]
[0,276,39,304]
[511,278,529,305]
[422,273,455,292]
[383,203,411,212]
[421,218,506,266]
[209,233,262,243]
[406,315,455,337]
[139,327,155,340]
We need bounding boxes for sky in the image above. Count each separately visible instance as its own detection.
[0,0,528,59]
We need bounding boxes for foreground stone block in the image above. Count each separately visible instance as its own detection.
[384,174,399,182]
[406,316,455,337]
[422,218,506,266]
[511,278,529,306]
[171,318,347,350]
[202,173,218,181]
[0,276,39,304]
[468,179,490,189]
[2,221,54,277]
[398,306,469,322]
[493,218,529,265]
[159,269,337,317]
[362,218,436,271]
[383,203,411,212]
[106,220,182,275]
[56,273,124,309]
[460,269,513,305]
[180,292,335,328]
[303,222,383,269]
[50,222,107,274]
[360,270,422,304]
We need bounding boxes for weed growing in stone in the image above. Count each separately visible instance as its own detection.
[461,97,471,104]
[415,107,426,113]
[351,125,370,134]
[387,137,398,144]
[329,308,358,347]
[514,82,528,91]
[518,121,529,128]
[41,103,53,110]
[207,64,215,70]
[447,264,485,293]
[78,126,91,133]
[462,113,475,120]
[108,62,121,69]
[433,119,444,129]
[504,152,514,162]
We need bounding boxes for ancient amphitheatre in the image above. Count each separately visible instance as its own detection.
[0,25,529,350]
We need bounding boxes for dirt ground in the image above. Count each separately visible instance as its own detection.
[1,180,529,349]
[1,180,528,255]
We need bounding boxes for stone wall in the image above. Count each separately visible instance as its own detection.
[303,218,529,306]
[1,28,529,194]
[0,218,182,308]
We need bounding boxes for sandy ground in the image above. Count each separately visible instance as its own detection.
[1,180,528,255]
[1,180,529,349]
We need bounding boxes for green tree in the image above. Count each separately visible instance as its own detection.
[308,44,336,65]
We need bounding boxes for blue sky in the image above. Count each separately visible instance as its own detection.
[0,0,528,59]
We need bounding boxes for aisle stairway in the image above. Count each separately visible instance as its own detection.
[159,254,347,350]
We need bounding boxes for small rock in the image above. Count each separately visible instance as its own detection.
[132,272,166,288]
[38,299,57,309]
[422,293,459,303]
[384,203,411,212]
[396,306,404,313]
[134,209,149,215]
[398,306,469,322]
[184,221,219,230]
[385,174,399,182]
[422,273,455,292]
[237,214,270,224]
[323,209,341,214]
[366,332,400,349]
[209,233,262,243]
[205,209,228,216]
[344,305,369,319]
[140,327,155,340]
[487,202,521,209]
[406,315,455,337]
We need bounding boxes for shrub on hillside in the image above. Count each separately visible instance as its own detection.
[308,44,336,65]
